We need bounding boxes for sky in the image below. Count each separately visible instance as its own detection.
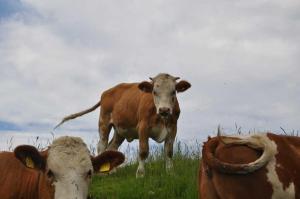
[0,0,299,150]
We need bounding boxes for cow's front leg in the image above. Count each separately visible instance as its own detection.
[164,139,174,171]
[136,125,149,178]
[164,126,176,172]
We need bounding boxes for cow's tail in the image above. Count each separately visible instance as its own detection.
[203,127,277,174]
[54,100,101,130]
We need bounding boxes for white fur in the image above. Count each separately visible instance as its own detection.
[265,140,296,199]
[152,126,169,143]
[97,139,107,154]
[166,157,173,171]
[47,136,93,199]
[221,133,296,198]
[221,133,277,173]
[136,158,145,178]
[152,74,177,114]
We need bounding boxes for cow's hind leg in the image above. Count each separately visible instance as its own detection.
[97,113,112,154]
[136,123,149,178]
[107,129,125,151]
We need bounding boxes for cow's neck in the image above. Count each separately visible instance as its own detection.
[37,172,53,199]
[14,170,41,199]
[150,116,174,143]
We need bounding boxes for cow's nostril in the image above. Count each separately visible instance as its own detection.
[159,108,171,116]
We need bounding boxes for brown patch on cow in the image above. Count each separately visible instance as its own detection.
[267,133,300,198]
[199,133,300,199]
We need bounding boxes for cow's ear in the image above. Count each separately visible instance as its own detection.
[176,80,191,93]
[92,151,125,174]
[138,81,153,93]
[14,145,47,170]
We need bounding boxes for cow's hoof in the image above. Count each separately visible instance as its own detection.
[166,167,174,175]
[136,169,145,178]
[166,160,174,172]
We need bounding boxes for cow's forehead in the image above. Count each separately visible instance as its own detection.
[152,73,175,81]
[152,73,176,89]
[47,136,92,171]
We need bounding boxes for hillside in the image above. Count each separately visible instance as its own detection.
[89,143,200,199]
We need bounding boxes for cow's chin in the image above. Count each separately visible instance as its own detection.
[158,113,171,120]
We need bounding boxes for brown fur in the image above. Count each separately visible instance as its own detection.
[0,138,125,199]
[199,133,300,199]
[0,151,54,199]
[99,83,180,159]
[55,74,191,177]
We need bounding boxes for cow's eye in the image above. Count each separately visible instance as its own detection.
[153,91,157,95]
[47,169,54,178]
[86,170,92,178]
[47,169,56,182]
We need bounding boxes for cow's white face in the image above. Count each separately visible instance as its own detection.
[152,76,177,116]
[14,136,125,199]
[47,137,93,199]
[138,73,191,118]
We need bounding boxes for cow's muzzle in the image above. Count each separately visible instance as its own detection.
[159,107,171,117]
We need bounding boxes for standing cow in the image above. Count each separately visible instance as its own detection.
[55,73,191,177]
[199,130,300,199]
[0,136,124,199]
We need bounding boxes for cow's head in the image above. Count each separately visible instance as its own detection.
[138,73,191,118]
[14,136,125,199]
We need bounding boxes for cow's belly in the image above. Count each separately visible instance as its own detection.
[115,126,138,142]
[115,125,170,143]
[150,126,170,143]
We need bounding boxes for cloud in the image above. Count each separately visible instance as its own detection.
[0,0,24,19]
[0,0,299,144]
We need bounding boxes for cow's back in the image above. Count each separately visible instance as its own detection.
[100,83,140,112]
[101,83,152,127]
[0,152,40,199]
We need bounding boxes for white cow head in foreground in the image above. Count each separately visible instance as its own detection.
[14,136,125,199]
[138,73,191,118]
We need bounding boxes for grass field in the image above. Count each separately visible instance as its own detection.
[89,142,201,199]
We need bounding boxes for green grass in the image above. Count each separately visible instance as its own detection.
[89,142,200,199]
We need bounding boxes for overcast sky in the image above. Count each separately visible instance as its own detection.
[0,0,299,148]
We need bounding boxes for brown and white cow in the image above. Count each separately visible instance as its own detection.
[199,130,300,199]
[0,136,124,199]
[55,73,191,177]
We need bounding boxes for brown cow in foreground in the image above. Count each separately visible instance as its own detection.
[199,130,300,199]
[0,136,124,199]
[55,73,191,177]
